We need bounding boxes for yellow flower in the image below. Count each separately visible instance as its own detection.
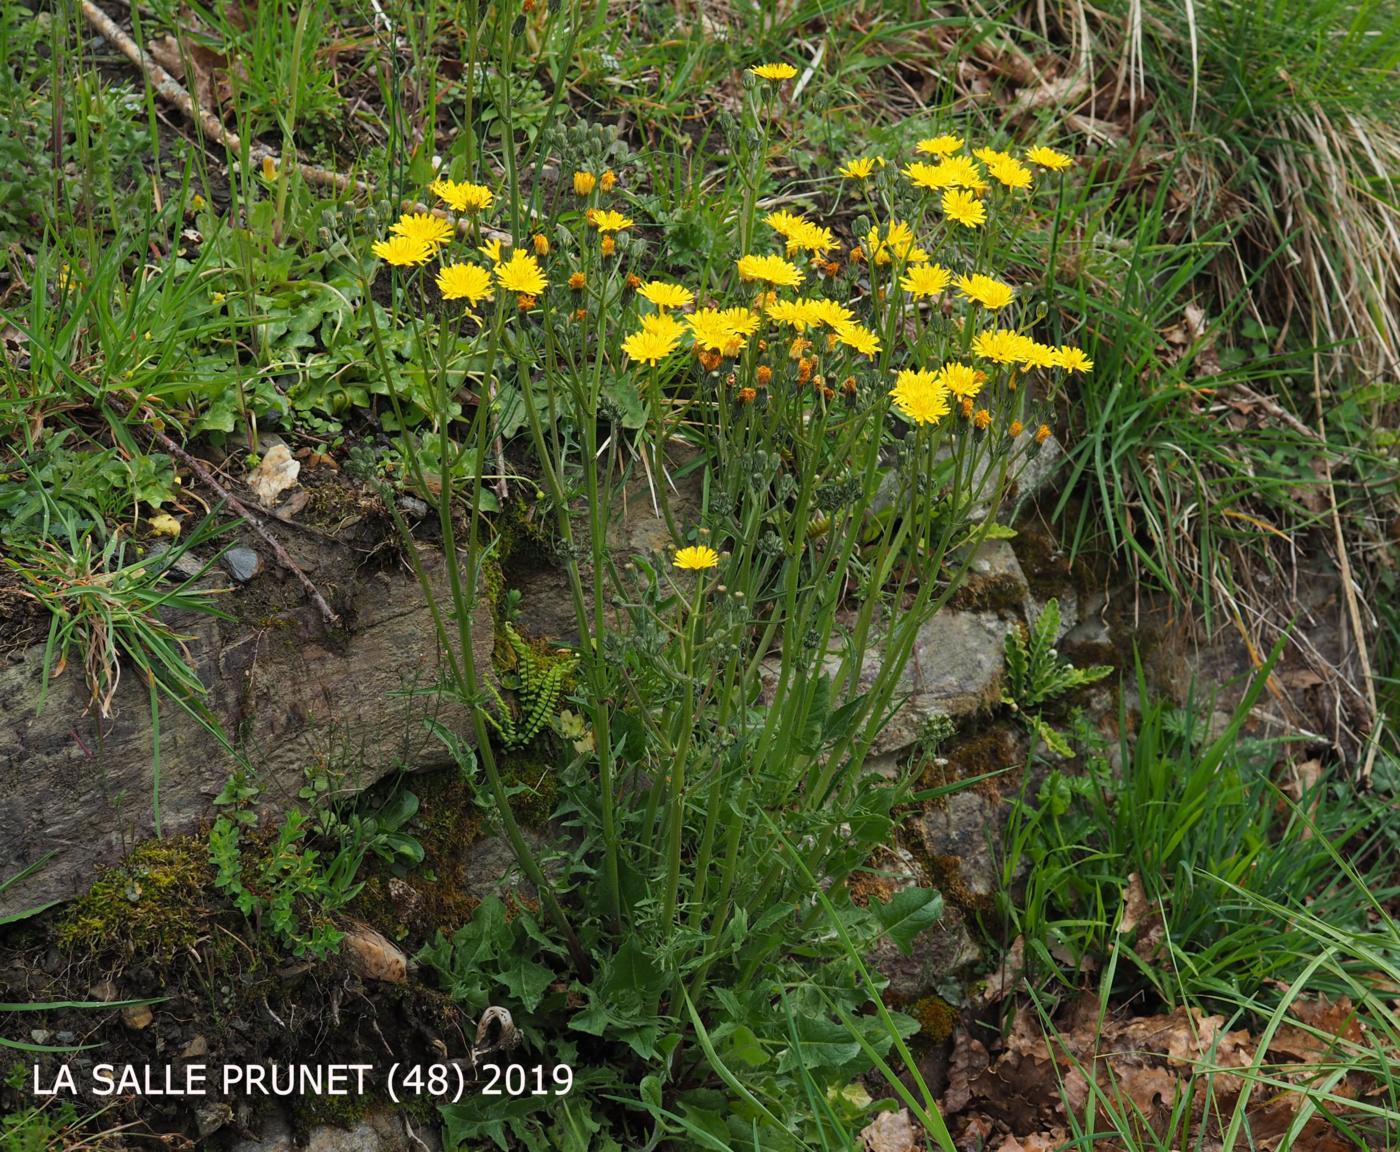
[915,134,963,157]
[638,281,694,310]
[640,311,687,344]
[764,209,808,237]
[986,155,1033,190]
[479,238,506,264]
[736,253,804,287]
[941,188,986,228]
[932,154,987,192]
[889,368,951,425]
[937,362,984,398]
[573,171,597,195]
[900,263,952,298]
[809,298,855,329]
[436,262,495,305]
[766,297,825,330]
[624,324,681,365]
[972,328,1032,364]
[905,161,961,191]
[750,63,797,81]
[591,209,634,233]
[865,220,929,266]
[495,250,547,295]
[834,322,880,357]
[392,212,455,250]
[786,220,837,257]
[719,307,762,337]
[972,146,1014,165]
[955,273,1015,310]
[673,544,720,570]
[569,271,587,290]
[372,235,434,266]
[1025,145,1073,171]
[688,309,745,352]
[839,157,880,179]
[533,233,550,256]
[973,407,993,430]
[1020,340,1058,368]
[431,179,494,213]
[1052,345,1094,372]
[601,169,618,191]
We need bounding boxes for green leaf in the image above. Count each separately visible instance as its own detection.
[871,886,943,955]
[777,1015,862,1073]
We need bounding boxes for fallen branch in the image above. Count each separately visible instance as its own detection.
[79,0,506,238]
[106,397,341,628]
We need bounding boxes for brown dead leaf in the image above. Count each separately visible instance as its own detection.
[1117,872,1165,961]
[341,922,407,983]
[859,1109,918,1152]
[981,935,1025,1005]
[146,34,240,116]
[247,443,301,505]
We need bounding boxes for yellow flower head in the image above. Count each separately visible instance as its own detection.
[915,134,963,157]
[1025,145,1073,171]
[687,309,745,353]
[889,368,951,426]
[834,321,880,357]
[937,361,984,398]
[764,209,808,237]
[955,273,1015,310]
[719,307,762,337]
[673,544,720,570]
[986,155,1033,191]
[436,262,494,305]
[495,250,548,295]
[431,179,494,214]
[591,209,634,233]
[640,311,687,344]
[750,63,798,81]
[809,298,855,329]
[932,154,987,192]
[479,238,507,264]
[573,171,597,195]
[900,263,952,298]
[765,297,825,331]
[839,157,880,180]
[623,324,681,366]
[905,162,961,192]
[941,189,987,228]
[391,212,455,250]
[1019,340,1057,368]
[972,328,1030,364]
[865,220,929,266]
[638,281,694,311]
[736,253,804,288]
[1052,345,1094,373]
[786,220,837,257]
[372,235,434,267]
[972,146,1014,166]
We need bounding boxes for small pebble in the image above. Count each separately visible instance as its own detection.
[223,547,263,583]
[397,496,429,518]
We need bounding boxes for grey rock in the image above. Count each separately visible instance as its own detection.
[396,495,429,518]
[865,848,983,999]
[460,832,555,903]
[195,1101,234,1139]
[305,1121,385,1152]
[1,544,495,918]
[226,1107,292,1152]
[222,546,263,583]
[918,791,1001,899]
[147,542,207,580]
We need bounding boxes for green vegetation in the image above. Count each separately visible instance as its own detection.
[0,0,1396,1147]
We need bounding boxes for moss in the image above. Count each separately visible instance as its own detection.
[947,570,1027,615]
[909,994,958,1042]
[348,768,484,940]
[497,748,560,828]
[56,836,216,961]
[924,853,991,918]
[291,1085,375,1132]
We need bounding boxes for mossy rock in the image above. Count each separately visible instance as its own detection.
[56,836,216,962]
